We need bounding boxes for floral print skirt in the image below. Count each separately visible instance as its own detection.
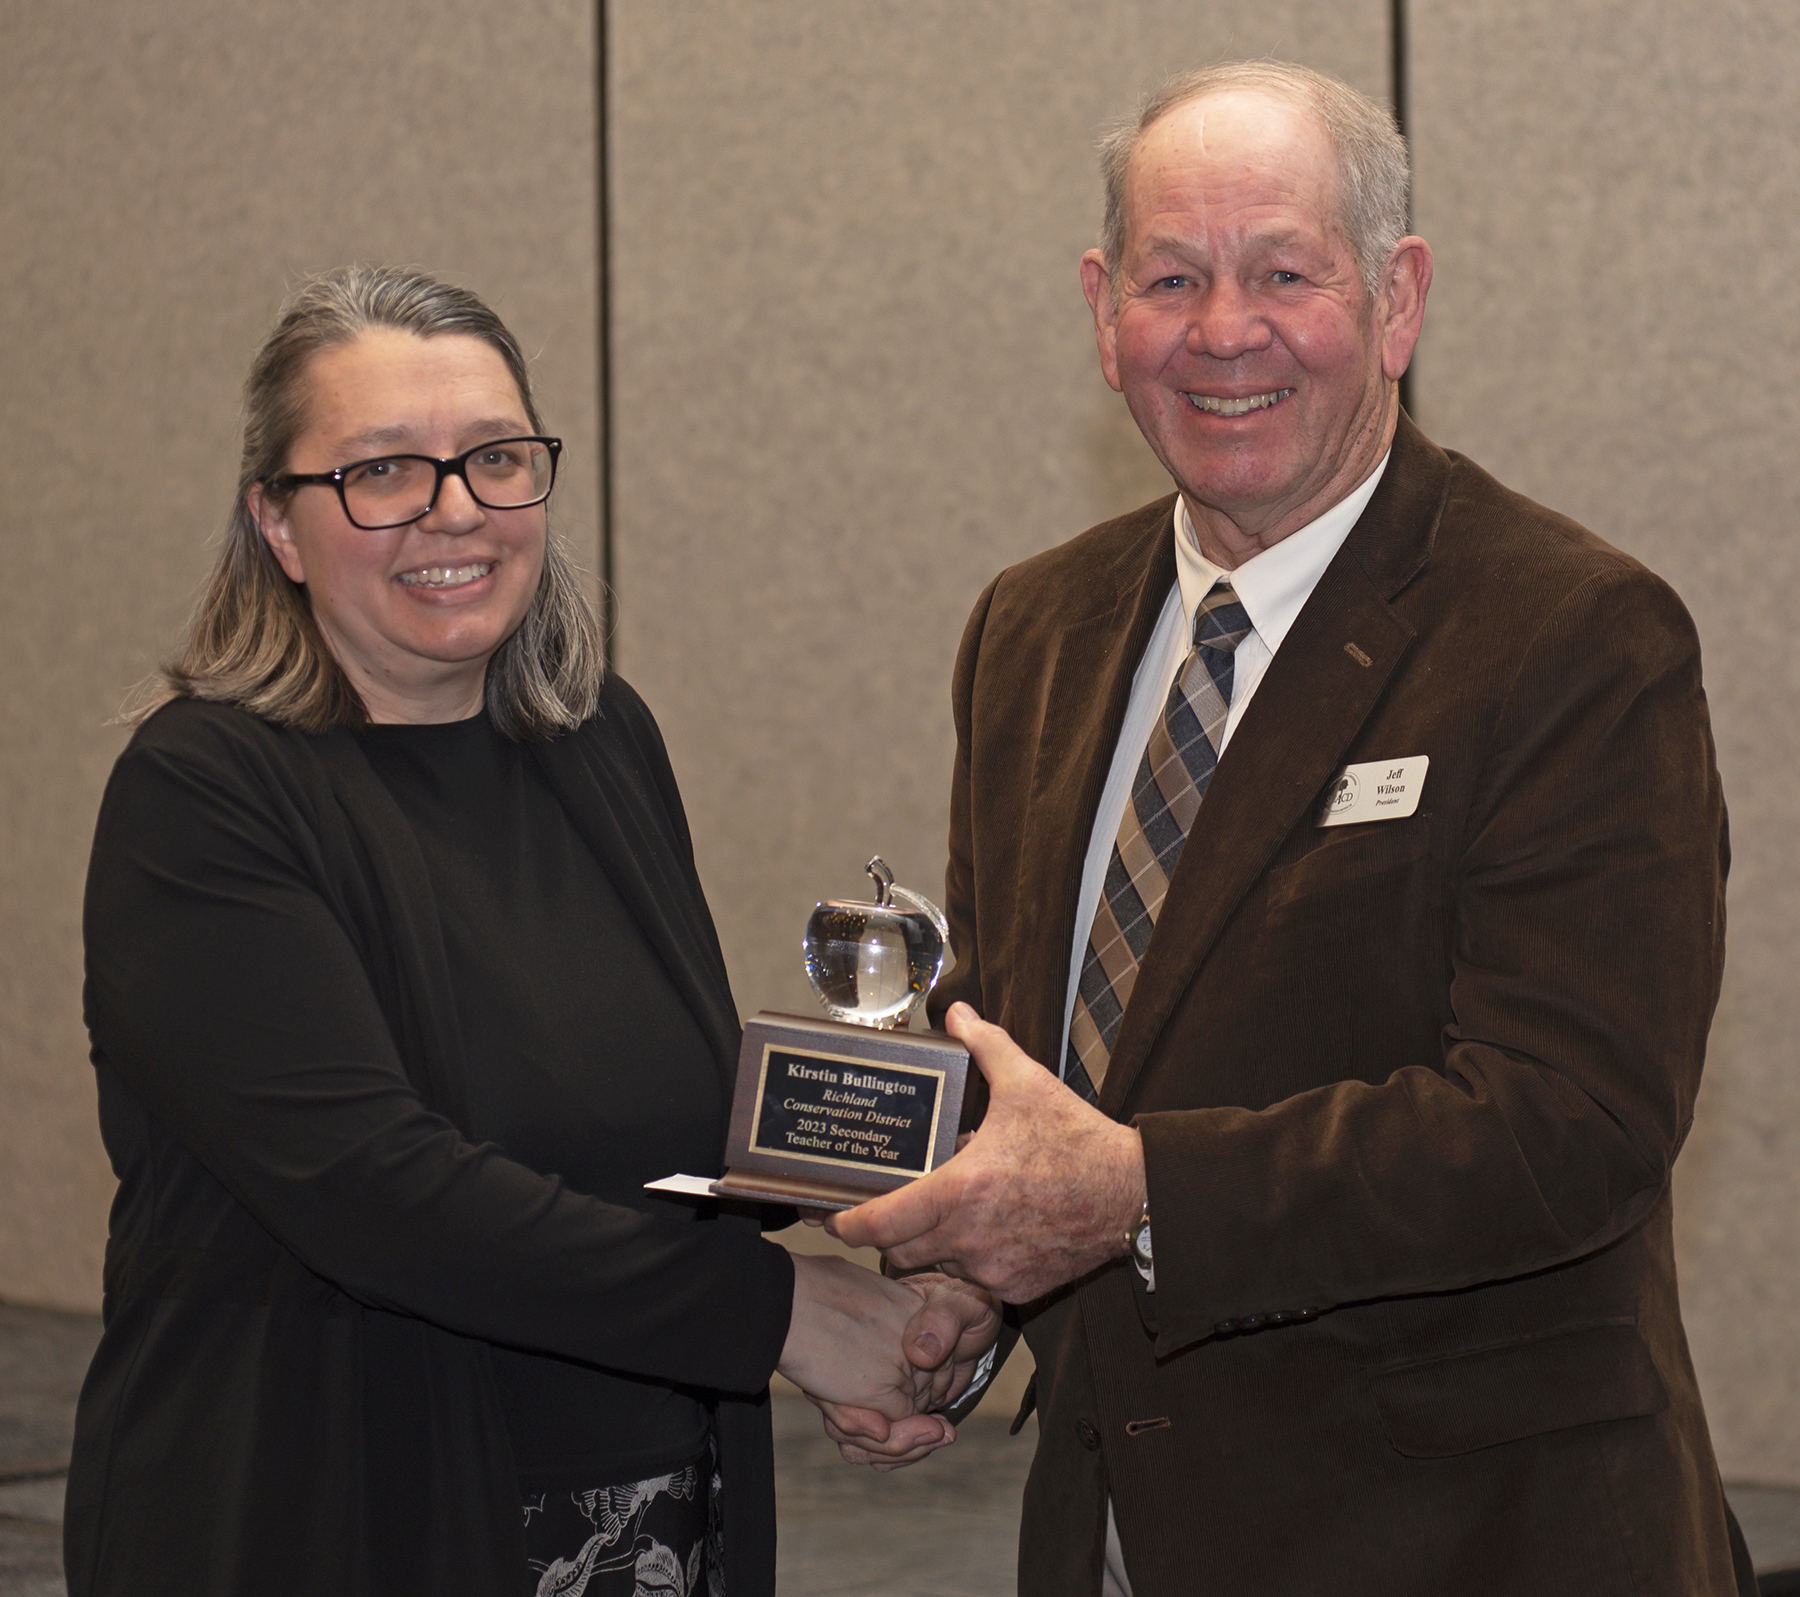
[520,1436,720,1597]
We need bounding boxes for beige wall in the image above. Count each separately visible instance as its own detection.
[609,0,1389,1018]
[0,0,598,1306]
[3,0,1795,1488]
[1409,0,1800,1487]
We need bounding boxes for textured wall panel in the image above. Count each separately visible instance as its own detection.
[0,0,598,1308]
[1410,0,1800,1482]
[609,0,1389,1020]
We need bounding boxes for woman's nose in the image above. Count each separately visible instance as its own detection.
[422,468,486,533]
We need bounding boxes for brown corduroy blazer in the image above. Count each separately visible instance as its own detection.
[929,415,1747,1595]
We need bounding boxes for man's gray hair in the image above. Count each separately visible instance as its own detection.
[134,264,603,739]
[1097,60,1410,300]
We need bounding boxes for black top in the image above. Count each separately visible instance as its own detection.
[357,714,722,1478]
[69,679,793,1597]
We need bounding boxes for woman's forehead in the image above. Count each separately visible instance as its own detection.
[294,330,529,454]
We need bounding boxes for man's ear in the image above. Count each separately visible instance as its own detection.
[1080,250,1125,394]
[247,483,306,585]
[1377,236,1433,383]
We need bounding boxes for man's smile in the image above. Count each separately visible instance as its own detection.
[1182,387,1295,417]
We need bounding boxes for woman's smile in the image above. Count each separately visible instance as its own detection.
[397,559,497,590]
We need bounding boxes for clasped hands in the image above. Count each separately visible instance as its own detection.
[782,1003,1148,1469]
[776,1253,1000,1468]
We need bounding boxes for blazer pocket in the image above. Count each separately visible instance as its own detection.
[1266,817,1435,918]
[1371,1321,1669,1458]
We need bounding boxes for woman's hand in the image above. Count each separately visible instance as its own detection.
[813,1272,1003,1471]
[776,1253,938,1422]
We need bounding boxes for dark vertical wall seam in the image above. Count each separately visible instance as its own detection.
[596,0,616,664]
[1392,0,1415,418]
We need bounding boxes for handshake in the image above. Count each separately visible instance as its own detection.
[775,1252,1003,1470]
[771,1003,1152,1468]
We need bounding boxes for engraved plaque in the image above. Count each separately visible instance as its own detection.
[710,1014,967,1209]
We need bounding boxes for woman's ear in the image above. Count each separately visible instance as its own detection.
[247,484,306,585]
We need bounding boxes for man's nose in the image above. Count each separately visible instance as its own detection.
[1185,280,1272,360]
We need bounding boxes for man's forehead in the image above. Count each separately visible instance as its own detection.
[1122,90,1341,245]
[1134,88,1332,181]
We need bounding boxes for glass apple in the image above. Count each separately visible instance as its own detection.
[803,857,949,1030]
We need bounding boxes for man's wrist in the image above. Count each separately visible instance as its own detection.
[1085,1122,1145,1277]
[1114,1125,1148,1249]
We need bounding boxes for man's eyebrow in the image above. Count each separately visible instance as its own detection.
[1134,228,1314,267]
[1136,233,1198,260]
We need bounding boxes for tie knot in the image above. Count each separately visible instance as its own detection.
[1193,582,1252,655]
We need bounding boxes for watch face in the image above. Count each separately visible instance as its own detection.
[1132,1218,1153,1263]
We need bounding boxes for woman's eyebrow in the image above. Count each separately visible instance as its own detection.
[333,417,528,455]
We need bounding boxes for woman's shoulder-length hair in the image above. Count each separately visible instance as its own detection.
[129,264,604,741]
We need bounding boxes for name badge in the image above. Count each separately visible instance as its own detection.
[1319,756,1429,827]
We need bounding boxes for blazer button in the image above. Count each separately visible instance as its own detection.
[1076,1419,1101,1451]
[1214,1318,1240,1335]
[1241,1315,1267,1331]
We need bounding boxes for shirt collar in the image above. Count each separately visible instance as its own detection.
[1174,450,1391,651]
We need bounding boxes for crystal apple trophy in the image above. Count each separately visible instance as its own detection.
[666,856,970,1212]
[802,857,949,1030]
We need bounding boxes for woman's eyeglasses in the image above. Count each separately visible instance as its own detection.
[270,436,561,530]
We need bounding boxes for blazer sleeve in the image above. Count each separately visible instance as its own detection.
[1137,563,1728,1354]
[83,706,795,1393]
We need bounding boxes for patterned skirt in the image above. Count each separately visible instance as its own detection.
[519,1437,720,1597]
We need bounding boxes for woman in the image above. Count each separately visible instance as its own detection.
[69,265,993,1597]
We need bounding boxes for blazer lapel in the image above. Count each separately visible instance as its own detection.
[1097,417,1451,1115]
[1008,505,1179,1065]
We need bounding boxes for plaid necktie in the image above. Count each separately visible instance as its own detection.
[1063,580,1253,1103]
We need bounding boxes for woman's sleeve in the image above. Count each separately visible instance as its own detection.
[83,711,794,1393]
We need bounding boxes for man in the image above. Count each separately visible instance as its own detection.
[830,61,1750,1595]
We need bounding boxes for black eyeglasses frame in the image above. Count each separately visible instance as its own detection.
[269,435,563,531]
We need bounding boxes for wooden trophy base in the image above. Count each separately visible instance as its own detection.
[712,1012,969,1211]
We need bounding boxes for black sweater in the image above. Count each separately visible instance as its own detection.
[69,677,793,1596]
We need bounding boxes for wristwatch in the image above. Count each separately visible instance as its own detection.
[1126,1200,1154,1292]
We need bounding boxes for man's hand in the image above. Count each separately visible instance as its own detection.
[896,1271,1003,1408]
[828,1003,1146,1303]
[816,1272,1002,1470]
